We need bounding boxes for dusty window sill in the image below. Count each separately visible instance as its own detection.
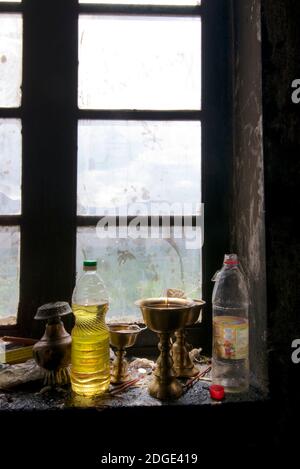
[0,380,267,413]
[0,350,267,412]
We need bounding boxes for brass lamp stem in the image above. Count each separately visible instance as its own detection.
[111,348,128,384]
[149,332,182,400]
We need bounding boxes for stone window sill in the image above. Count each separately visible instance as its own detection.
[0,379,267,413]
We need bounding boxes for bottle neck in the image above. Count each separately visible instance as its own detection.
[83,266,97,272]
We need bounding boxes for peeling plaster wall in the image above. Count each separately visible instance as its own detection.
[231,0,268,391]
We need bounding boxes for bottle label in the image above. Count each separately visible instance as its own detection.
[213,316,248,360]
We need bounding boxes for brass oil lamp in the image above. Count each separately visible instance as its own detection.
[108,323,145,384]
[135,297,194,400]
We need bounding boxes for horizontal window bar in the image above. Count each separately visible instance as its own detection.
[0,2,202,15]
[78,109,202,121]
[0,324,19,332]
[1,107,202,121]
[79,4,201,16]
[0,215,21,225]
[0,3,22,13]
[0,108,22,118]
[77,215,199,227]
[0,3,201,15]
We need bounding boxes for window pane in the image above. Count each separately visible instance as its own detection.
[0,14,22,108]
[78,120,201,216]
[0,119,21,215]
[78,16,201,110]
[80,1,200,4]
[77,226,201,323]
[0,226,20,325]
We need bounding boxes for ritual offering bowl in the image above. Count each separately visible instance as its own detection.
[108,323,145,384]
[171,299,205,378]
[135,297,195,400]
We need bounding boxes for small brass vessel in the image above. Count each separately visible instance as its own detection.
[135,297,194,400]
[33,301,72,389]
[172,299,205,378]
[109,323,145,384]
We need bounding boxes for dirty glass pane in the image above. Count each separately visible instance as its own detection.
[77,226,201,323]
[78,120,201,216]
[80,1,200,4]
[0,226,20,325]
[78,16,201,110]
[0,119,21,215]
[0,14,22,108]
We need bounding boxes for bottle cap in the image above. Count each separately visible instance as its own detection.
[83,260,97,271]
[209,384,225,400]
[223,254,239,266]
[83,260,97,267]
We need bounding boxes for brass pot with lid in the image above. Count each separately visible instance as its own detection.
[33,301,72,390]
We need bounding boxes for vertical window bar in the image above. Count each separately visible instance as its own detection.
[20,0,78,336]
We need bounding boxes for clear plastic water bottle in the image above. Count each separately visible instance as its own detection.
[212,254,249,392]
[71,260,110,397]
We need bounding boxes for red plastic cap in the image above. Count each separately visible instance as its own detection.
[223,253,239,266]
[209,384,225,400]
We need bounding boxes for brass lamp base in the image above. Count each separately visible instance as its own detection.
[149,376,183,400]
[39,367,70,393]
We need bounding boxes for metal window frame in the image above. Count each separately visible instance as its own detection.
[0,1,232,354]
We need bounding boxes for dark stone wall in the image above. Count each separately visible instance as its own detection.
[231,0,268,392]
[261,0,300,352]
[260,0,300,438]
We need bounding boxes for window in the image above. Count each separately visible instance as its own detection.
[0,1,231,348]
[0,7,22,325]
[77,3,202,322]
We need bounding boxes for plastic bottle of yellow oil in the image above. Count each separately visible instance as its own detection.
[71,260,110,397]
